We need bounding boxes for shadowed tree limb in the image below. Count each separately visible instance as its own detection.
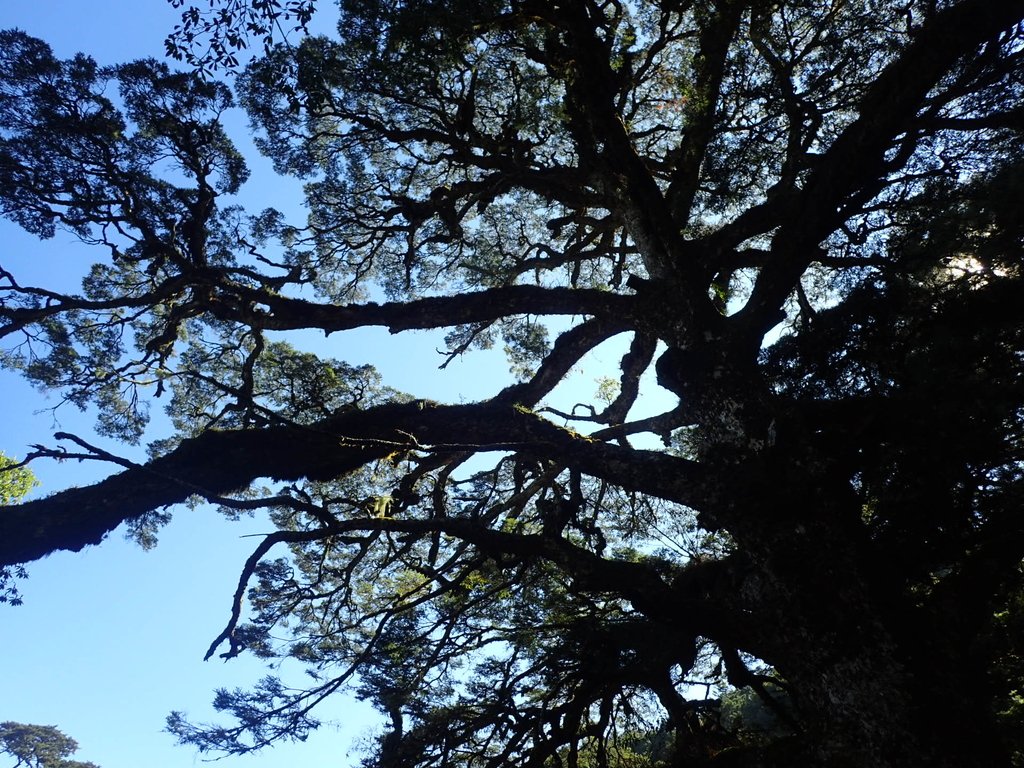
[208,283,645,335]
[0,400,710,568]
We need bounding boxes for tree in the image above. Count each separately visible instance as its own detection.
[0,722,98,768]
[1,1,1024,766]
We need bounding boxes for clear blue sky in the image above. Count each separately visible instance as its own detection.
[0,3,663,767]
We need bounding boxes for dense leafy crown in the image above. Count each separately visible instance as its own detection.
[2,1,1024,767]
[0,722,98,768]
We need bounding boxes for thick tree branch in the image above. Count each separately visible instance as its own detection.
[211,283,644,335]
[495,316,630,407]
[732,0,1024,330]
[796,0,1024,241]
[551,2,703,297]
[0,400,709,567]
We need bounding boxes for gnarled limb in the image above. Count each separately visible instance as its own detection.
[0,399,710,567]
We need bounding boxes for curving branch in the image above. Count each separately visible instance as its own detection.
[0,399,710,568]
[495,316,631,408]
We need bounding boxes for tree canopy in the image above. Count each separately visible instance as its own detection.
[2,1,1024,766]
[0,722,98,768]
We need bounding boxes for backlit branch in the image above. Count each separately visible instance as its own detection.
[0,400,709,568]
